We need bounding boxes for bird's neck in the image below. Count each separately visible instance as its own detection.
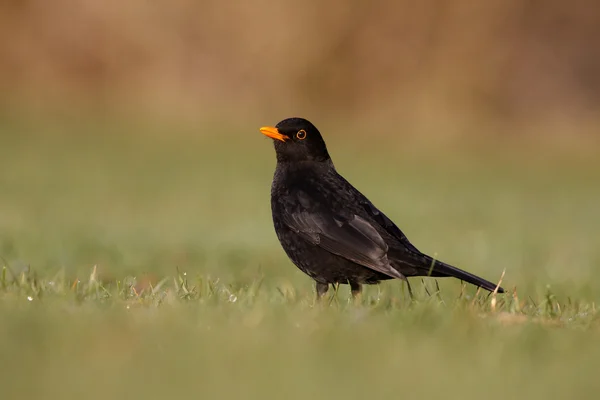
[272,159,336,191]
[275,159,335,174]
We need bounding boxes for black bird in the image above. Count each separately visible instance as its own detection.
[260,118,504,298]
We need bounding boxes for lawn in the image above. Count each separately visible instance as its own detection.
[1,114,599,399]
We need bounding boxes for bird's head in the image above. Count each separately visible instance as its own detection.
[260,117,330,163]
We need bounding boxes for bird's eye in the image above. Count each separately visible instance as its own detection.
[296,130,307,140]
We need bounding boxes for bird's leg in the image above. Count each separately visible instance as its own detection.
[350,282,362,300]
[315,282,329,300]
[405,279,414,301]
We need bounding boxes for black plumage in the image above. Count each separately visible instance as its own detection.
[260,117,505,298]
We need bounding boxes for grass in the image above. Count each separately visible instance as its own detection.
[1,114,600,399]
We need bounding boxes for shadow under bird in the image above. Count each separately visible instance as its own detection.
[260,118,505,298]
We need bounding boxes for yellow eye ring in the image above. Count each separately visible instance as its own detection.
[296,130,307,140]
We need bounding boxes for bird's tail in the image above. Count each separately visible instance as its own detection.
[412,254,505,293]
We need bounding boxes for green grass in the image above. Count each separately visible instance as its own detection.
[1,115,600,399]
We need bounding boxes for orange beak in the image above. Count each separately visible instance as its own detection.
[260,126,289,142]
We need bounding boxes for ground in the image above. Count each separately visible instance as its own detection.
[1,114,599,399]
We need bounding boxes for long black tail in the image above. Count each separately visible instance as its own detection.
[404,253,505,293]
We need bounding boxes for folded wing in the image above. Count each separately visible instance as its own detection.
[283,206,406,280]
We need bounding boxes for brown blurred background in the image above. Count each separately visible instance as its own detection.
[1,0,599,134]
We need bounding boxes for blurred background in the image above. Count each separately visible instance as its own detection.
[1,0,600,131]
[2,2,600,400]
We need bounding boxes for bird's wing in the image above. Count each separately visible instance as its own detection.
[332,173,421,254]
[359,200,421,253]
[282,206,406,280]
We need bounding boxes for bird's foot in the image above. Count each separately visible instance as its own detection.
[315,282,329,303]
[350,282,362,304]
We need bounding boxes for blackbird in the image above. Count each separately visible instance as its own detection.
[260,117,504,298]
